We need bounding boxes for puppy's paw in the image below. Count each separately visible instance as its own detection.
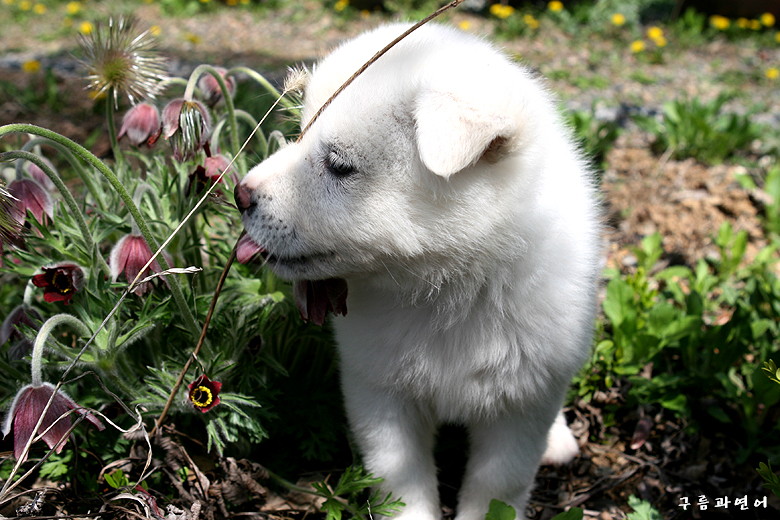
[541,414,579,465]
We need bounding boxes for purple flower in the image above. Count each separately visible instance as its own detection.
[187,375,222,413]
[24,156,57,192]
[188,153,236,195]
[118,102,161,146]
[7,179,53,227]
[198,67,236,106]
[162,98,211,161]
[31,264,84,304]
[109,234,163,294]
[2,382,105,463]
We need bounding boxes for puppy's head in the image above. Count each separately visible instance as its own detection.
[236,24,546,282]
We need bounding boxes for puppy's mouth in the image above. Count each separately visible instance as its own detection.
[236,233,347,326]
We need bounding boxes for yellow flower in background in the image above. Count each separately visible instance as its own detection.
[2,0,15,6]
[66,1,81,15]
[611,13,626,26]
[548,1,563,13]
[458,20,472,31]
[150,25,161,36]
[185,32,202,44]
[737,17,750,29]
[775,31,780,43]
[489,3,514,19]
[630,40,645,53]
[32,3,45,14]
[334,0,349,12]
[761,12,776,27]
[18,0,31,10]
[767,67,779,80]
[226,0,238,5]
[646,26,663,40]
[710,15,730,30]
[654,35,668,47]
[524,14,540,29]
[22,60,41,73]
[78,21,94,35]
[749,19,762,30]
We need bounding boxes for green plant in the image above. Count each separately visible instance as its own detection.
[484,500,583,520]
[309,466,404,520]
[0,16,322,506]
[627,495,662,520]
[635,93,761,164]
[576,226,780,459]
[565,106,621,174]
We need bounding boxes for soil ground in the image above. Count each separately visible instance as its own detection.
[1,1,779,519]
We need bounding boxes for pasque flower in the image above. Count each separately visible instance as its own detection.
[188,375,222,413]
[3,313,103,463]
[32,264,84,304]
[188,153,236,195]
[7,178,53,227]
[2,382,105,463]
[79,17,169,107]
[109,234,163,294]
[162,98,212,160]
[118,102,161,146]
[0,184,22,246]
[198,66,236,106]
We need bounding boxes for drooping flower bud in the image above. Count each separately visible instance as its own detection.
[7,179,54,227]
[197,67,236,106]
[162,98,211,161]
[118,102,161,146]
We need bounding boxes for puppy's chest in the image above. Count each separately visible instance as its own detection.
[334,303,537,420]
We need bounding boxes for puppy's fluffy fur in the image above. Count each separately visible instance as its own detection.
[237,23,601,520]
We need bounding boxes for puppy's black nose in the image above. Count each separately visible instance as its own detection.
[234,183,255,213]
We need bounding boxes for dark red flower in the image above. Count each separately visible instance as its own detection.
[109,234,163,294]
[187,375,222,413]
[1,382,105,463]
[293,278,348,326]
[31,264,84,304]
[118,102,161,146]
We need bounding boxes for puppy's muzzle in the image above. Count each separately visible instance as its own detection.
[234,183,255,213]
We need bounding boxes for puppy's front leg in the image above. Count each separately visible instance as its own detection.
[342,376,440,520]
[456,408,554,520]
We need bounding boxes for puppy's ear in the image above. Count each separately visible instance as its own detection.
[414,89,515,178]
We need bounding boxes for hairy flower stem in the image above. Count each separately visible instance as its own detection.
[106,87,124,164]
[30,314,92,386]
[19,138,104,211]
[1,150,111,276]
[0,124,199,336]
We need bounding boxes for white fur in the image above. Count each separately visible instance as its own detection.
[238,24,600,520]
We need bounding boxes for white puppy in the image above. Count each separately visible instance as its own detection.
[236,23,600,520]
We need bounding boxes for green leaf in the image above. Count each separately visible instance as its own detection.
[485,500,516,520]
[627,496,663,520]
[551,508,584,520]
[104,469,130,489]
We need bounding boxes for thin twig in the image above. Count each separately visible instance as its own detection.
[150,236,239,437]
[297,0,465,141]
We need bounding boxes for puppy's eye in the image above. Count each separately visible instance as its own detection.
[326,150,356,177]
